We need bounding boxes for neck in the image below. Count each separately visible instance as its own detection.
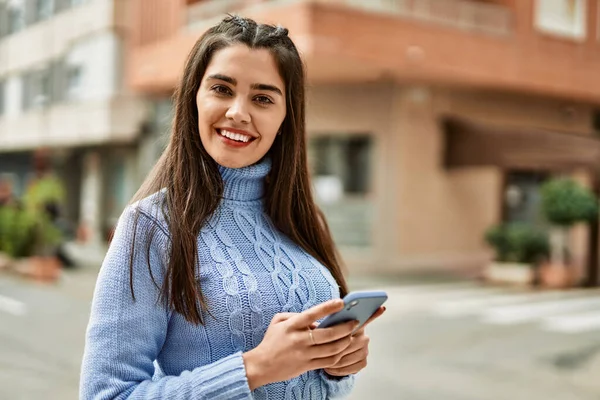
[218,157,271,202]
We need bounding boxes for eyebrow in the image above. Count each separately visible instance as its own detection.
[206,74,283,96]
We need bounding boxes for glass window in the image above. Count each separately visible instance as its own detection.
[22,68,52,110]
[66,65,82,101]
[503,171,550,228]
[310,135,373,197]
[8,0,25,34]
[35,0,53,21]
[309,134,374,248]
[534,0,586,40]
[0,80,5,115]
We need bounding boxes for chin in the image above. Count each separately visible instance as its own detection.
[213,153,257,169]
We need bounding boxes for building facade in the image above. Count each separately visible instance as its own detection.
[125,0,600,283]
[0,0,148,244]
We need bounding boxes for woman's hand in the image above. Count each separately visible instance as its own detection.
[323,306,386,377]
[242,299,358,390]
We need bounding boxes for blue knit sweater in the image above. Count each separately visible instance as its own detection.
[80,157,355,399]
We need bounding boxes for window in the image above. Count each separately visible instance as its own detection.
[534,0,586,40]
[34,0,54,22]
[7,0,25,34]
[0,80,5,115]
[503,171,550,228]
[22,68,52,110]
[0,2,8,38]
[66,65,82,101]
[310,135,373,198]
[309,135,374,248]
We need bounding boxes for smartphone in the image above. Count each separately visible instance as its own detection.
[318,291,388,332]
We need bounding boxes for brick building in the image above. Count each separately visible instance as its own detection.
[125,0,600,283]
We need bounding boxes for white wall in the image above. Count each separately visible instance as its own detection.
[0,0,118,74]
[65,32,121,101]
[4,75,22,116]
[0,0,147,150]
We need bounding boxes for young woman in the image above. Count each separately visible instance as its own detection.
[80,15,384,399]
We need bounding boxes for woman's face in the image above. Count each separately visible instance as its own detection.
[196,44,287,169]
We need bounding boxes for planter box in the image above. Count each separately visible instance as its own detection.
[538,263,577,289]
[483,262,534,285]
[0,252,12,271]
[13,256,61,283]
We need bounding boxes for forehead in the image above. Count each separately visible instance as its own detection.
[203,44,284,88]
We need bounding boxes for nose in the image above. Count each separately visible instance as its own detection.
[225,98,251,124]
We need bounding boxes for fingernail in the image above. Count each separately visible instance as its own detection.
[382,306,387,312]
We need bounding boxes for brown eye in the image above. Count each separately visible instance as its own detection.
[212,85,232,96]
[254,95,273,105]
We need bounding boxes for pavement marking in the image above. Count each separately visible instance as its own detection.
[0,294,27,316]
[481,297,600,325]
[431,289,599,318]
[383,282,476,294]
[368,280,600,333]
[383,284,512,315]
[542,310,600,333]
[391,286,511,301]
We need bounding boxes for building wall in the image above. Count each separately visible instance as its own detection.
[306,83,499,272]
[393,88,502,271]
[0,0,147,244]
[0,0,145,151]
[306,83,395,269]
[0,0,122,74]
[306,83,596,275]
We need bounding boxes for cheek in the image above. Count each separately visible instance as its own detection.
[197,99,224,129]
[256,111,285,142]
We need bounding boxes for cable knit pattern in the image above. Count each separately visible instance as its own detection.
[80,157,355,399]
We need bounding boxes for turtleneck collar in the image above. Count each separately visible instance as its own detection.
[217,157,271,202]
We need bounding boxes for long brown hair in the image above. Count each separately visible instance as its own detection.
[130,15,348,325]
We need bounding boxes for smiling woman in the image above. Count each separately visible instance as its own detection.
[80,15,384,400]
[197,45,286,168]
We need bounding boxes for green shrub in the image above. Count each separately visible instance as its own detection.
[0,204,60,258]
[540,178,598,227]
[485,222,549,264]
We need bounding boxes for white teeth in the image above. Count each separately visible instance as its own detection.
[220,129,251,143]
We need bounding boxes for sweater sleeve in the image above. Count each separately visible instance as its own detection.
[319,371,356,399]
[79,204,252,400]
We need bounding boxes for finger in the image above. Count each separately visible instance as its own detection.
[271,312,298,324]
[355,306,386,333]
[326,333,367,361]
[324,359,367,376]
[335,335,362,357]
[290,299,344,329]
[330,345,368,368]
[309,335,353,359]
[311,320,358,345]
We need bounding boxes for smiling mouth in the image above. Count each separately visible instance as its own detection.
[216,129,256,143]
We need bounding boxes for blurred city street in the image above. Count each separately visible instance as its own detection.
[4,0,600,398]
[2,269,600,399]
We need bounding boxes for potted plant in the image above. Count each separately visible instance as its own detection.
[0,202,62,282]
[483,222,550,285]
[539,178,598,288]
[0,203,36,257]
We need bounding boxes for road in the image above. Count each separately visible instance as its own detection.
[2,270,600,399]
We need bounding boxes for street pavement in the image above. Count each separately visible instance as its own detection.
[2,269,600,399]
